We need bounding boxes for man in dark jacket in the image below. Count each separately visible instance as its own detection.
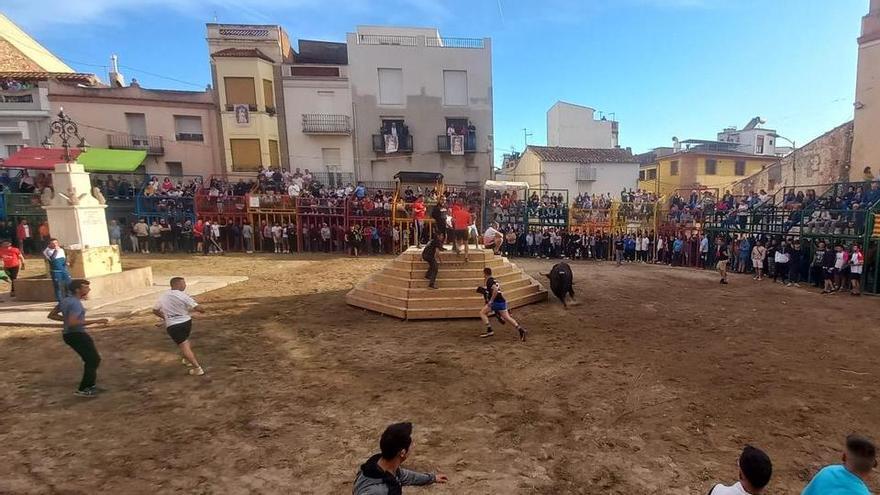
[430,197,448,240]
[353,422,447,495]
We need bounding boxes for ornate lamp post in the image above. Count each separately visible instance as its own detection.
[41,108,89,162]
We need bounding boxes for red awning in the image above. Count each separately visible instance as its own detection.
[1,147,82,170]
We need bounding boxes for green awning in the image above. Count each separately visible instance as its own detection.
[77,148,147,172]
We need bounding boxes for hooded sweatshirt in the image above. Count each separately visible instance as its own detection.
[352,454,435,495]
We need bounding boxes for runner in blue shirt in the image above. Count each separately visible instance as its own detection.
[802,434,876,495]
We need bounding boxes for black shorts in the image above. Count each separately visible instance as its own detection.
[4,266,19,280]
[166,320,192,344]
[850,271,863,281]
[453,229,468,242]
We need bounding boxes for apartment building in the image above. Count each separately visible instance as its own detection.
[346,26,493,185]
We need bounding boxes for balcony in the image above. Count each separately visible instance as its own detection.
[302,114,351,135]
[0,88,42,111]
[224,104,259,112]
[108,134,164,155]
[176,132,204,142]
[437,135,476,153]
[372,134,413,153]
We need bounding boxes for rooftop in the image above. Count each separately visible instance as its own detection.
[527,146,638,164]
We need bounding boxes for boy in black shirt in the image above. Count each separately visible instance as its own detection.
[422,233,445,289]
[479,267,527,341]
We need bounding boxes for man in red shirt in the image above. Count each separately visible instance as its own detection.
[0,239,25,297]
[451,200,472,260]
[412,195,427,248]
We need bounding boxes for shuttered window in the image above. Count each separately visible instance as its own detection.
[224,77,257,106]
[230,139,262,171]
[263,79,275,110]
[268,139,280,167]
[378,68,403,105]
[443,70,468,106]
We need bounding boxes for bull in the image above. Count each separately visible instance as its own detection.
[542,262,576,307]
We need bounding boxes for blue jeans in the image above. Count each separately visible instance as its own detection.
[51,271,71,303]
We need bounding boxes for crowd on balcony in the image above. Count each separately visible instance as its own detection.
[485,189,526,226]
[527,192,568,225]
[143,176,200,198]
[0,169,52,194]
[91,174,144,200]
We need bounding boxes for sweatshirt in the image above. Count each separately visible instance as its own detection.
[352,454,435,495]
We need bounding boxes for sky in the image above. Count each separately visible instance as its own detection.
[4,0,868,166]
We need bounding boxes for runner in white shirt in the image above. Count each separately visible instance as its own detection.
[152,277,206,376]
[708,445,772,495]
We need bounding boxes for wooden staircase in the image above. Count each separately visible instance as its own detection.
[346,246,548,319]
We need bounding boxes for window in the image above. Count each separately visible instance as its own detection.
[230,138,262,171]
[291,66,340,77]
[268,139,280,167]
[378,68,403,105]
[322,148,341,169]
[263,79,275,111]
[735,160,746,176]
[4,144,22,158]
[755,135,765,154]
[174,115,204,141]
[705,159,717,175]
[639,170,646,181]
[166,162,183,177]
[224,77,257,107]
[125,113,147,136]
[647,169,657,180]
[670,160,679,176]
[443,70,468,106]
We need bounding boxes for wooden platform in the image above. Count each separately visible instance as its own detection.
[346,246,547,319]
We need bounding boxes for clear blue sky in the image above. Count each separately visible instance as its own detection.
[6,0,867,165]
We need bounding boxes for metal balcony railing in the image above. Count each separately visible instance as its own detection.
[356,34,485,49]
[436,135,476,153]
[357,34,418,46]
[425,37,485,49]
[108,134,164,155]
[176,132,204,142]
[372,134,413,153]
[302,114,352,134]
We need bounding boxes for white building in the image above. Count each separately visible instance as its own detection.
[281,40,354,185]
[716,117,789,157]
[547,101,618,149]
[500,145,639,196]
[346,26,493,185]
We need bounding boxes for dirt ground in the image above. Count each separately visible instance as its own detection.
[1,252,878,494]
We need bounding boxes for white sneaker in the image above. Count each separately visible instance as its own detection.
[188,367,205,376]
[181,358,194,367]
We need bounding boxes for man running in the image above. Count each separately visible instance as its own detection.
[0,239,25,297]
[479,267,527,341]
[43,238,71,302]
[47,279,108,397]
[153,277,206,376]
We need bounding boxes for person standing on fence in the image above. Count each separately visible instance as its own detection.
[422,232,445,290]
[412,194,427,248]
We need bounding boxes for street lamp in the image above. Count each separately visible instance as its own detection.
[42,108,89,162]
[770,133,796,189]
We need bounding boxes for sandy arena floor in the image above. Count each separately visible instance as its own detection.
[0,252,878,494]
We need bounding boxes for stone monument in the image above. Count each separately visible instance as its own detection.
[15,110,152,301]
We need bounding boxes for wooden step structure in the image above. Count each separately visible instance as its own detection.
[346,246,548,319]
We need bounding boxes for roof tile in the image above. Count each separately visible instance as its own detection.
[527,146,638,164]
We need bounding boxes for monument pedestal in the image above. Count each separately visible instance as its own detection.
[16,161,152,301]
